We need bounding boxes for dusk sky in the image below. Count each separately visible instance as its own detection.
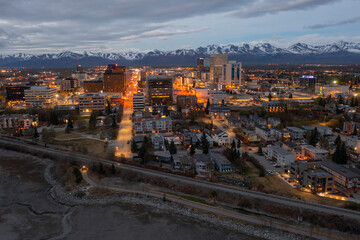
[0,0,359,54]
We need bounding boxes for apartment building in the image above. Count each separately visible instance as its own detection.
[78,93,106,114]
[321,161,360,193]
[267,145,295,168]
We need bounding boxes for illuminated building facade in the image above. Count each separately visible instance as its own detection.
[103,64,126,93]
[6,85,30,101]
[220,61,242,87]
[78,93,106,114]
[147,75,173,105]
[83,80,104,93]
[24,86,57,107]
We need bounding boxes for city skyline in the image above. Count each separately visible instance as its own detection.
[0,0,359,54]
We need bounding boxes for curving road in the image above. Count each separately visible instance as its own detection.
[82,172,350,240]
[1,136,360,224]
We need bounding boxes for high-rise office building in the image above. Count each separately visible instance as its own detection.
[220,61,242,87]
[147,75,173,105]
[210,54,228,83]
[103,64,126,93]
[6,85,30,101]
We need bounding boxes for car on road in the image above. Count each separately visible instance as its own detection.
[127,140,130,144]
[267,170,274,175]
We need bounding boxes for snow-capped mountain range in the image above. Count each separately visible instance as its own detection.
[1,41,360,67]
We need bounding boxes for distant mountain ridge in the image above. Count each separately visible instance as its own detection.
[1,41,360,67]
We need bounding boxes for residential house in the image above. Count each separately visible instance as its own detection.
[210,152,233,173]
[196,133,214,147]
[270,128,290,141]
[194,154,214,178]
[172,151,193,172]
[242,129,259,143]
[287,127,306,140]
[267,117,281,127]
[151,133,165,150]
[255,126,273,141]
[346,135,360,152]
[211,131,231,145]
[152,151,172,164]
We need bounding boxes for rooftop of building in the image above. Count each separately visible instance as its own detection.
[306,169,333,178]
[287,126,305,132]
[268,145,294,156]
[301,145,329,154]
[322,161,360,178]
[210,152,231,165]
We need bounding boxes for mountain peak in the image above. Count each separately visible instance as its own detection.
[1,41,360,67]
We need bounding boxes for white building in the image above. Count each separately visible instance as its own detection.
[24,86,57,107]
[0,114,38,129]
[78,93,106,114]
[302,125,332,137]
[133,92,145,111]
[300,145,329,161]
[220,61,242,86]
[255,126,272,141]
[133,112,172,134]
[287,127,306,140]
[151,133,165,150]
[267,145,295,168]
[346,135,360,152]
[211,131,231,145]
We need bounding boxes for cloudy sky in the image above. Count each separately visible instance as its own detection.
[0,0,359,54]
